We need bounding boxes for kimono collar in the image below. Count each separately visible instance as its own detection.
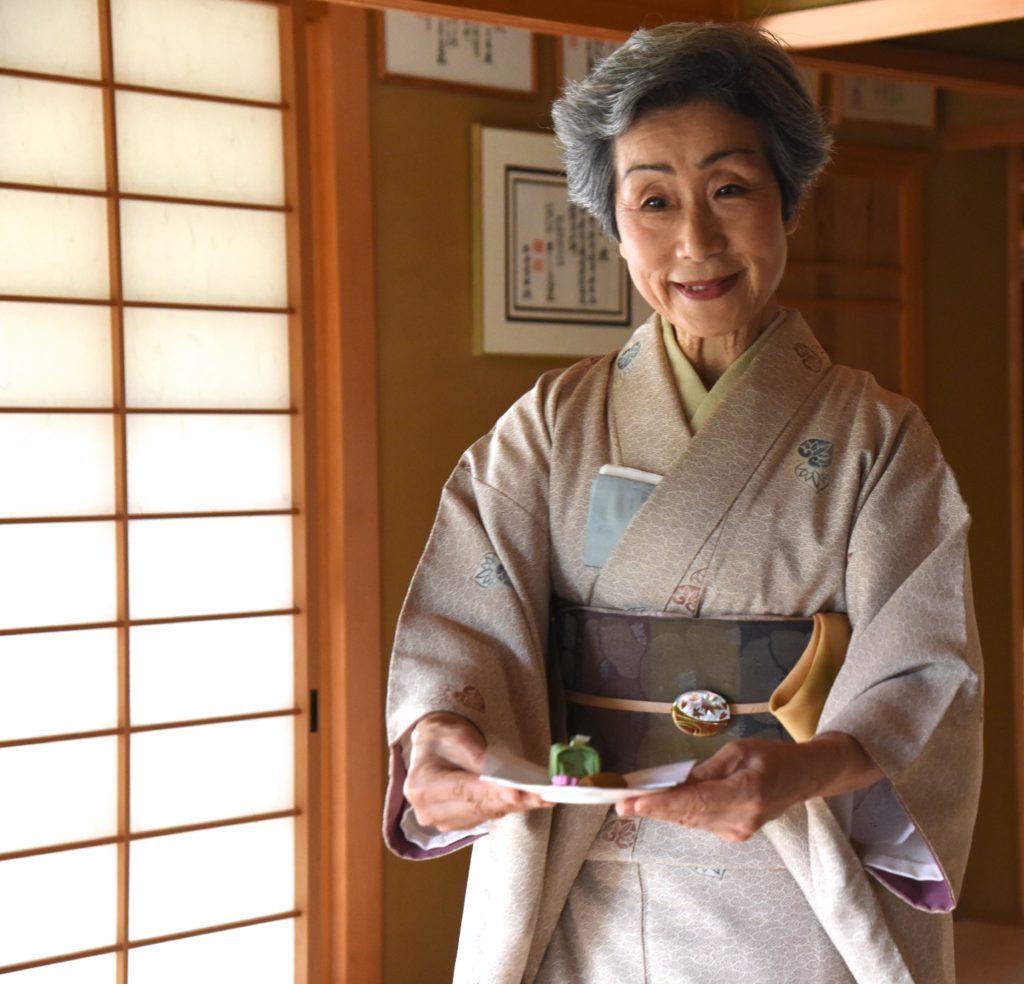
[594,309,833,609]
[609,308,821,474]
[659,311,786,433]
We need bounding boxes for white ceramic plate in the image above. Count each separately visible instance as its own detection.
[480,775,670,805]
[480,750,696,805]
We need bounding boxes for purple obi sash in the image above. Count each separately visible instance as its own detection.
[550,605,816,772]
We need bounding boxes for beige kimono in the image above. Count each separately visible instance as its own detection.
[384,310,983,983]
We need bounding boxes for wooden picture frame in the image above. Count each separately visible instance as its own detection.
[555,35,620,90]
[376,11,538,97]
[833,74,936,127]
[473,125,649,357]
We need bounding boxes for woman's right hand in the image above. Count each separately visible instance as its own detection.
[404,712,551,832]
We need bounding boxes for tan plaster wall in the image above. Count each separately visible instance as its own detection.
[370,29,573,984]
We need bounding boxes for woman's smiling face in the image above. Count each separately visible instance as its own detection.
[614,99,796,345]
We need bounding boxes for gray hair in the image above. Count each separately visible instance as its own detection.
[551,21,832,239]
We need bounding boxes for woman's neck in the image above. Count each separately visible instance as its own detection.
[673,302,781,388]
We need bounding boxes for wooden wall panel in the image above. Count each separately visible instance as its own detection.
[923,145,1020,921]
[780,145,927,404]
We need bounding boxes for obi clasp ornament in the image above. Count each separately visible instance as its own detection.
[671,690,731,737]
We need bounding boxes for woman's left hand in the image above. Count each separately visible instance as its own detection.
[615,731,883,841]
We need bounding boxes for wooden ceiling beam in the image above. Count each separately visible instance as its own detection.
[755,0,1024,50]
[797,42,1024,100]
[320,1,1024,98]
[319,0,736,40]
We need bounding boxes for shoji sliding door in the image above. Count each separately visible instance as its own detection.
[0,0,307,979]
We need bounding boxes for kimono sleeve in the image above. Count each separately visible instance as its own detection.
[820,403,983,912]
[382,369,572,859]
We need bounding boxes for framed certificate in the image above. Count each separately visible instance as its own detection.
[474,125,649,357]
[834,75,936,127]
[556,35,620,88]
[378,12,537,96]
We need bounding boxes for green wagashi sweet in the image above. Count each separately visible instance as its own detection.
[548,735,601,785]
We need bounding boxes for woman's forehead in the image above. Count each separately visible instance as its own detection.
[614,101,767,175]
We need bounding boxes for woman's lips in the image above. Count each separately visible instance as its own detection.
[673,272,740,300]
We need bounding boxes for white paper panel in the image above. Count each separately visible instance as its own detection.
[0,522,117,631]
[120,200,287,307]
[110,0,281,102]
[130,616,294,725]
[117,91,284,205]
[0,414,114,516]
[129,919,294,984]
[0,0,101,79]
[129,818,294,939]
[127,414,291,513]
[123,308,289,409]
[0,737,117,853]
[0,628,117,741]
[0,953,116,984]
[128,516,293,619]
[0,846,116,966]
[131,717,294,832]
[0,303,113,407]
[0,190,109,299]
[0,76,105,188]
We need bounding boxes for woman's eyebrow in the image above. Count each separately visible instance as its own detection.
[621,147,757,179]
[698,147,757,169]
[621,162,674,179]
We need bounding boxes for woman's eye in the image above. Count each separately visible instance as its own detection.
[641,195,668,209]
[715,183,747,198]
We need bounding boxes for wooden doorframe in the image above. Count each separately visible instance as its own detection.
[297,4,384,982]
[1009,144,1024,919]
[305,11,1024,981]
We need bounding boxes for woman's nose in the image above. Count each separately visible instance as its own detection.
[674,205,724,262]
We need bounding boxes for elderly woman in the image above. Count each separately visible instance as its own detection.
[384,21,981,984]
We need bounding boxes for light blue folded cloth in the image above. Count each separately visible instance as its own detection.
[582,465,661,568]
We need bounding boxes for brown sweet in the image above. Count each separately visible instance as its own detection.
[577,771,627,788]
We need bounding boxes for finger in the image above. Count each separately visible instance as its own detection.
[618,775,756,825]
[407,766,547,814]
[469,781,550,814]
[409,715,488,772]
[616,784,705,820]
[415,785,550,831]
[414,797,507,831]
[406,765,491,810]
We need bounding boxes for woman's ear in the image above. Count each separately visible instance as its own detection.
[785,210,800,236]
